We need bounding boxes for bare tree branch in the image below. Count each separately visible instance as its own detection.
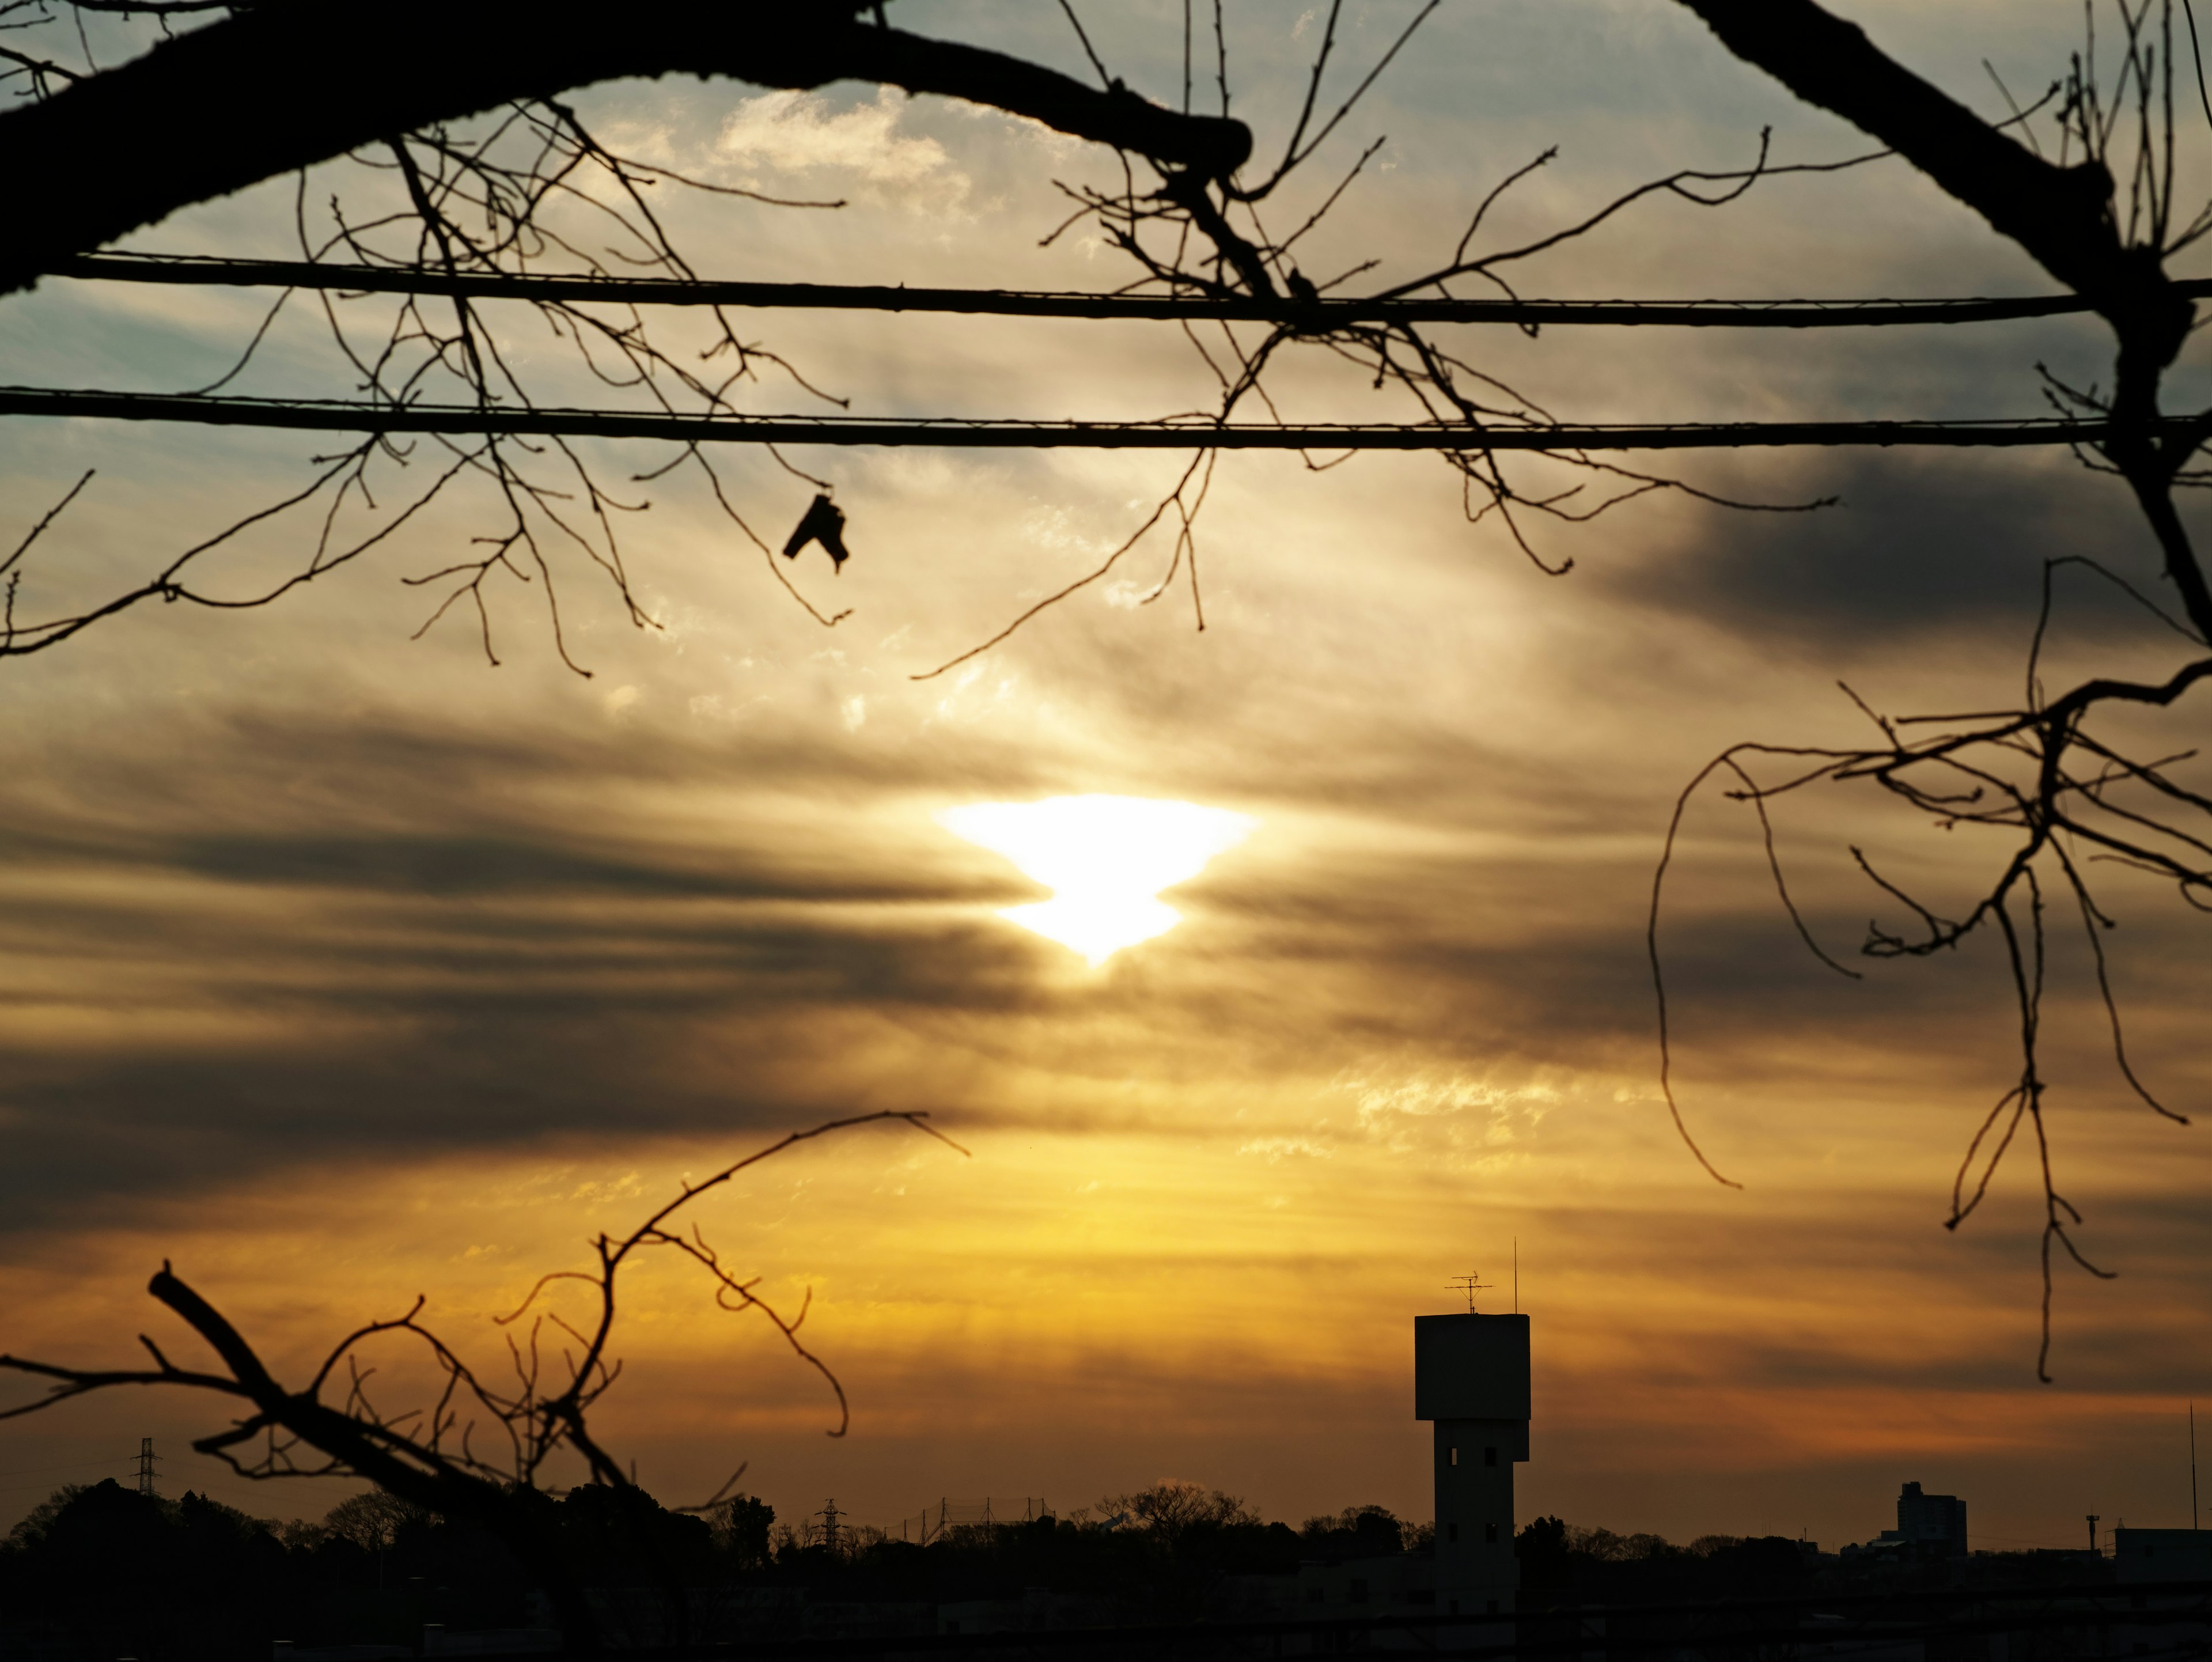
[0,1111,965,1652]
[0,6,1252,297]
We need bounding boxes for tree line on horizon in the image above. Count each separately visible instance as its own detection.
[0,1471,1858,1660]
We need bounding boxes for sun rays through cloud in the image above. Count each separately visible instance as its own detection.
[937,796,1257,965]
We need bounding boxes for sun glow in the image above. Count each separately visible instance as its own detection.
[937,795,1257,965]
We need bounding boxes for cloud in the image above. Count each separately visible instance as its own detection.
[0,679,2179,1262]
[1597,449,2171,652]
[715,88,971,214]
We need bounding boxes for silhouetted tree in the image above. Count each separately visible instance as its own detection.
[1099,1479,1262,1542]
[0,1479,299,1661]
[1300,1504,1408,1561]
[709,1493,777,1572]
[323,1487,429,1554]
[1516,1515,1572,1591]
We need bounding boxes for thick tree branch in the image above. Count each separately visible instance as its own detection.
[147,1263,284,1396]
[1674,0,2209,644]
[0,4,1251,297]
[1674,1,2192,384]
[1674,5,2134,296]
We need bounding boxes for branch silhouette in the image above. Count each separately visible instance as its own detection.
[0,1110,965,1652]
[0,6,1250,298]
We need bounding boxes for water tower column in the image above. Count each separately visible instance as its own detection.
[1415,1312,1531,1617]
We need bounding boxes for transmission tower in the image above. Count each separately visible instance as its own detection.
[136,1437,158,1498]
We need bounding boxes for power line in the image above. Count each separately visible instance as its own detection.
[48,253,2212,330]
[0,1452,145,1498]
[0,1456,138,1481]
[0,387,2169,451]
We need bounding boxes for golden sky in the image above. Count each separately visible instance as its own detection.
[1,1,2207,1554]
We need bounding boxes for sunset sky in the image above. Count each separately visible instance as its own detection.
[1,1,2207,1555]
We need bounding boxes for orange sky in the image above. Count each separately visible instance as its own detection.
[1,1,2207,1555]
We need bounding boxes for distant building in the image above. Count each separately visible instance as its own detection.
[1414,1312,1530,1618]
[1296,1552,1435,1616]
[2113,1527,2212,1580]
[2114,1528,2212,1659]
[1891,1482,1967,1555]
[1843,1482,1967,1558]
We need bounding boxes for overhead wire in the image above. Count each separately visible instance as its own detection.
[46,253,2212,330]
[0,387,2183,452]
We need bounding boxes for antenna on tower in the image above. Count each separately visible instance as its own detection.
[1448,1273,1493,1314]
[135,1437,157,1498]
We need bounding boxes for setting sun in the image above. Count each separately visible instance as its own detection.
[937,796,1256,964]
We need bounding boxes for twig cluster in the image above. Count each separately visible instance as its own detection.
[960,0,1845,675]
[2,17,851,665]
[1653,604,2207,1375]
[1649,0,2211,1378]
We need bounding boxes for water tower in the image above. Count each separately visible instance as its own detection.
[1415,1293,1529,1618]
